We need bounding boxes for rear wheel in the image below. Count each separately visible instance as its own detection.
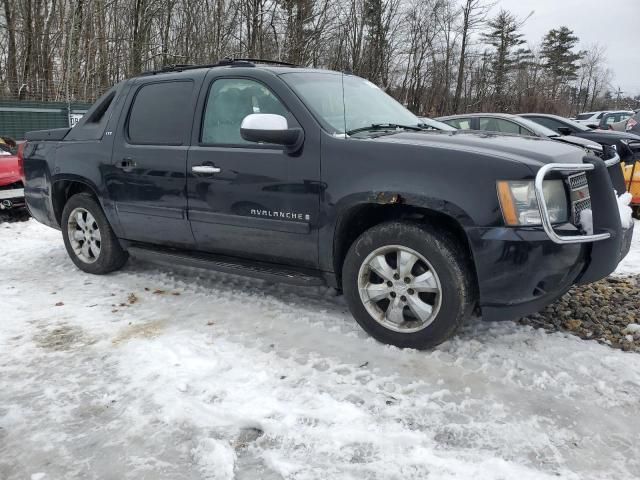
[343,221,474,349]
[61,193,128,274]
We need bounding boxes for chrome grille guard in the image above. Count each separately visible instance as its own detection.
[534,153,620,244]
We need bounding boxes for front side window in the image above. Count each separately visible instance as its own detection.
[127,81,194,145]
[201,78,292,145]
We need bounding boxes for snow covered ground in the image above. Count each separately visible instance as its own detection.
[1,219,639,480]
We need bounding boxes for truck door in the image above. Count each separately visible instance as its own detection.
[186,70,321,268]
[110,78,201,247]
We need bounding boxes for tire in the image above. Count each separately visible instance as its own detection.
[342,221,474,349]
[61,192,128,274]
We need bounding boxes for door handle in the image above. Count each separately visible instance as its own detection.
[192,165,221,174]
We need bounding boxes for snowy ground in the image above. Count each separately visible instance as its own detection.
[1,219,639,480]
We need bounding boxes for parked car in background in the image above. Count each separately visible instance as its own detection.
[520,113,640,165]
[436,113,612,160]
[20,60,634,349]
[418,117,457,131]
[626,111,640,136]
[0,140,25,212]
[573,111,609,126]
[597,111,634,130]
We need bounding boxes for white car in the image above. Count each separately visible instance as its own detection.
[573,111,610,126]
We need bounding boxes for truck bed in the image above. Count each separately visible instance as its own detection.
[25,128,71,142]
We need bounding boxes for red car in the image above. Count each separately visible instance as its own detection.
[0,139,25,211]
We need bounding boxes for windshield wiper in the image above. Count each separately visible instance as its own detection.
[346,123,424,136]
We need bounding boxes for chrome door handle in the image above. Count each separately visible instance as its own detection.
[192,165,221,174]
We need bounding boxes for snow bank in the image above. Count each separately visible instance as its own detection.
[580,192,634,236]
[580,208,594,235]
[617,192,633,229]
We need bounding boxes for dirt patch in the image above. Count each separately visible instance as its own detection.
[112,320,165,345]
[34,324,93,351]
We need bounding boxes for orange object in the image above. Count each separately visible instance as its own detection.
[622,163,640,206]
[496,181,519,225]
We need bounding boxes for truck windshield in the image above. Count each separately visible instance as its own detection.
[280,72,420,135]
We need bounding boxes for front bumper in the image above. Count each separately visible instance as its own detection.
[469,155,634,322]
[0,185,25,209]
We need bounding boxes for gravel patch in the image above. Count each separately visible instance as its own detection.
[0,209,30,224]
[520,275,640,352]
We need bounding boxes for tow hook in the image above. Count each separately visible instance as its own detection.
[0,199,13,210]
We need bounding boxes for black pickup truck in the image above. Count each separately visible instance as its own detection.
[22,59,634,349]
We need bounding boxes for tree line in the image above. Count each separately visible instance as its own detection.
[1,0,637,116]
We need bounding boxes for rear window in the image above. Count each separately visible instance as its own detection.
[575,113,593,120]
[127,81,194,145]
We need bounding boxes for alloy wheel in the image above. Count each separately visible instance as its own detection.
[357,245,442,333]
[67,207,102,264]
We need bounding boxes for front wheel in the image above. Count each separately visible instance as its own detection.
[343,222,474,349]
[61,193,128,274]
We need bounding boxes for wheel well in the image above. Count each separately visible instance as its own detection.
[333,204,477,289]
[52,180,98,226]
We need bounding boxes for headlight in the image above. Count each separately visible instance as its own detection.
[497,180,568,226]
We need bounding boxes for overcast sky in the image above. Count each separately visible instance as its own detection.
[490,0,640,96]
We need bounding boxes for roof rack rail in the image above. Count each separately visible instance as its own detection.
[231,58,299,67]
[140,57,299,76]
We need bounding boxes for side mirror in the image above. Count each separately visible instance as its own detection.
[557,126,572,136]
[586,123,598,130]
[240,114,303,152]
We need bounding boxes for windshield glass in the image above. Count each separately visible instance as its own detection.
[281,72,420,134]
[515,116,560,137]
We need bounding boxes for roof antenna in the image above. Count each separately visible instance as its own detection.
[341,71,347,137]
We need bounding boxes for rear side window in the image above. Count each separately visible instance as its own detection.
[446,118,471,130]
[575,113,593,120]
[128,81,194,145]
[479,117,531,135]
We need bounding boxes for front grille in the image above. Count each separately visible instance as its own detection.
[566,173,591,226]
[573,197,591,224]
[0,180,23,191]
[567,173,588,190]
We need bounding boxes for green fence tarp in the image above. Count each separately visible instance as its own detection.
[0,100,92,140]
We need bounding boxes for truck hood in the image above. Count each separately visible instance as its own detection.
[374,131,587,168]
[581,129,640,141]
[550,134,602,151]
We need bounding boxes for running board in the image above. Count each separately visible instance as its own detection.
[126,245,325,287]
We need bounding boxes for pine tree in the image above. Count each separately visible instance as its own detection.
[480,9,529,111]
[541,26,582,99]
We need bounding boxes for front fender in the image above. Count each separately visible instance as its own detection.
[318,132,533,274]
